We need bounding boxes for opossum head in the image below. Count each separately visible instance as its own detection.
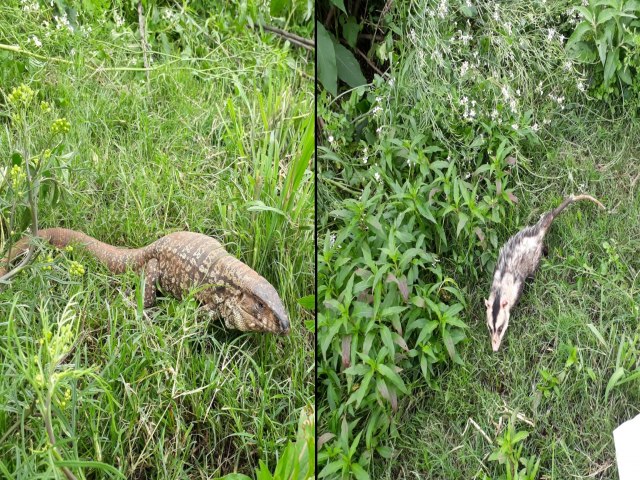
[484,293,510,351]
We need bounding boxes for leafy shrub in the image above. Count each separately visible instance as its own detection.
[485,416,540,480]
[0,83,71,275]
[219,405,315,480]
[566,0,640,98]
[316,0,392,95]
[316,0,595,475]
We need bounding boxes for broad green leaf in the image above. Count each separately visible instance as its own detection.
[319,460,343,478]
[344,364,370,376]
[604,49,618,84]
[597,37,607,65]
[566,22,593,47]
[512,430,529,444]
[334,43,367,89]
[351,370,374,408]
[442,329,463,364]
[377,364,408,394]
[567,40,597,62]
[576,6,595,24]
[598,8,618,24]
[456,212,469,238]
[269,0,287,16]
[351,463,371,480]
[297,294,315,310]
[330,0,347,14]
[343,16,360,48]
[317,23,337,95]
[618,65,633,85]
[219,475,253,480]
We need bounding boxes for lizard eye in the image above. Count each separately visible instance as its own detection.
[258,301,265,309]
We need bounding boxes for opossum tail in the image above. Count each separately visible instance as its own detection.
[540,194,605,230]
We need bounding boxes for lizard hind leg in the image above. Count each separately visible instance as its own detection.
[143,258,160,308]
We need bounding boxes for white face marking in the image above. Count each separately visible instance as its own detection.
[486,273,521,352]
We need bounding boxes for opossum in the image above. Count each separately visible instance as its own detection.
[485,194,605,352]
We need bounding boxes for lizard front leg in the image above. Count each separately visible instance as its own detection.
[143,258,160,308]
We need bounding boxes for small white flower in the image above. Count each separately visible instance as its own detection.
[363,156,368,164]
[577,81,586,92]
[491,109,499,120]
[375,96,382,103]
[532,123,539,132]
[329,233,336,246]
[372,105,382,115]
[547,28,556,41]
[114,11,125,27]
[460,61,469,76]
[376,126,382,134]
[460,32,473,45]
[374,172,381,182]
[437,0,448,19]
[512,124,519,130]
[563,60,572,71]
[29,35,42,48]
[389,77,395,87]
[328,135,335,144]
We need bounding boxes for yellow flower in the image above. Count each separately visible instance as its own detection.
[40,101,51,113]
[10,164,26,190]
[51,118,71,135]
[7,84,35,107]
[64,245,73,252]
[69,260,85,276]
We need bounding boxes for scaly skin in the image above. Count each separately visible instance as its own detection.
[0,228,290,334]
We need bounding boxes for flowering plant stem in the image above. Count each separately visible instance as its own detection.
[0,107,40,283]
[0,43,71,64]
[44,388,77,480]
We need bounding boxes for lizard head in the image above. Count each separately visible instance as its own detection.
[222,275,290,335]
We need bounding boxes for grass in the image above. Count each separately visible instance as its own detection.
[0,1,314,478]
[378,5,640,480]
[317,0,640,478]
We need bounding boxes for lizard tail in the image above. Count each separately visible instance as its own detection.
[0,228,148,276]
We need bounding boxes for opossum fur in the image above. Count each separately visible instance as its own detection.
[485,194,605,352]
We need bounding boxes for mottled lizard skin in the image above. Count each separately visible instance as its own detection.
[0,228,290,334]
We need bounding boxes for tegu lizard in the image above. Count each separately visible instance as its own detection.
[0,228,290,335]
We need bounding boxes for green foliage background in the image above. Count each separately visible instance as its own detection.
[317,0,640,478]
[0,0,314,478]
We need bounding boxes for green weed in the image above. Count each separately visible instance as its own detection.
[0,1,314,478]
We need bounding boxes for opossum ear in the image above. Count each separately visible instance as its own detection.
[501,299,508,308]
[484,299,490,308]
